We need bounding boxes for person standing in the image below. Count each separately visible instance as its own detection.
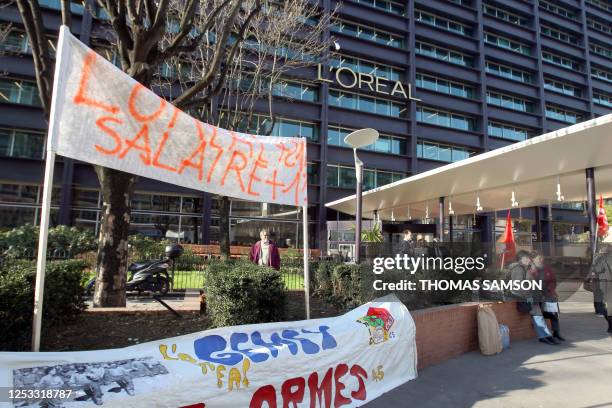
[510,250,559,345]
[39,367,65,408]
[249,229,281,270]
[590,241,612,334]
[531,251,565,341]
[398,229,415,256]
[105,363,136,396]
[69,365,103,405]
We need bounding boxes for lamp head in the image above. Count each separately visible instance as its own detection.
[344,128,379,149]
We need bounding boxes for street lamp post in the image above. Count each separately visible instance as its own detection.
[344,128,379,263]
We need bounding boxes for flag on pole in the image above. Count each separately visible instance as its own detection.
[597,194,608,237]
[498,210,516,268]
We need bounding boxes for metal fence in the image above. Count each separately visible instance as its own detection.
[168,255,306,291]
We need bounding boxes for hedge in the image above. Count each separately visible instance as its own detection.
[0,259,87,350]
[0,224,97,259]
[203,260,286,327]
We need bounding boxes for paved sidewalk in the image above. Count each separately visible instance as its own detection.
[367,295,612,408]
[85,289,201,312]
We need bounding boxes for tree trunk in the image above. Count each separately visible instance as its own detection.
[93,166,136,307]
[219,196,231,260]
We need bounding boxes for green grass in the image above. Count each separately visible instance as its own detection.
[171,270,304,290]
[83,270,305,291]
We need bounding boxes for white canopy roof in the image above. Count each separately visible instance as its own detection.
[326,114,612,220]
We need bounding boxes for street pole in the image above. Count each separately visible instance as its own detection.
[355,149,363,264]
[586,167,597,261]
[438,197,444,242]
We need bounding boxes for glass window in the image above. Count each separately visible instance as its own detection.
[438,145,452,162]
[0,31,30,53]
[416,41,473,67]
[485,32,531,55]
[0,128,45,159]
[364,170,376,190]
[328,90,405,118]
[332,20,404,49]
[338,167,356,189]
[326,166,338,187]
[0,79,42,106]
[417,141,475,163]
[376,171,393,187]
[415,10,471,36]
[73,189,100,208]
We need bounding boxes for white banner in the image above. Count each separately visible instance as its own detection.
[50,30,307,206]
[0,298,417,407]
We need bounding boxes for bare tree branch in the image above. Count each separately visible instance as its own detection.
[172,0,248,107]
[15,0,53,117]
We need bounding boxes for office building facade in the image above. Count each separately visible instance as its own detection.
[1,0,611,250]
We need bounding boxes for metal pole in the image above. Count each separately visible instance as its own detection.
[302,205,310,319]
[31,25,69,351]
[32,150,56,351]
[438,197,444,242]
[547,202,554,257]
[586,167,597,260]
[354,150,363,263]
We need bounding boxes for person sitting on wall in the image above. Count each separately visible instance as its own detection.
[589,236,612,335]
[249,229,281,270]
[510,250,560,345]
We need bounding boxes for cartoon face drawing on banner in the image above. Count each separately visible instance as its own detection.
[357,307,395,345]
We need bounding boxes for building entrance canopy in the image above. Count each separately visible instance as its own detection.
[326,114,612,220]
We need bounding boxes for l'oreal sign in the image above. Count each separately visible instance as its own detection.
[317,64,421,101]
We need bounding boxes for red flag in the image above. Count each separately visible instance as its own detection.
[597,194,609,237]
[498,210,516,264]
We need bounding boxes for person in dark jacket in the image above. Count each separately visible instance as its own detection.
[510,250,559,345]
[531,251,565,341]
[249,229,281,270]
[398,229,415,256]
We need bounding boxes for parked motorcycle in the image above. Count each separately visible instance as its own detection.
[86,244,183,296]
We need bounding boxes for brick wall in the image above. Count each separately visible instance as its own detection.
[412,302,536,370]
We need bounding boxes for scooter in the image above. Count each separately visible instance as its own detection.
[85,258,172,296]
[86,244,183,297]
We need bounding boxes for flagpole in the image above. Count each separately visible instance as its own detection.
[31,25,68,352]
[302,205,310,319]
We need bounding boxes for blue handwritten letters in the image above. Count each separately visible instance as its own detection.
[193,325,337,366]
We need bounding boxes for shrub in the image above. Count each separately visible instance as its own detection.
[0,224,96,259]
[0,259,87,350]
[313,261,335,297]
[48,225,97,256]
[331,263,364,311]
[203,260,286,327]
[128,234,168,260]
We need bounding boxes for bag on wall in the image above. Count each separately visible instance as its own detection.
[499,324,511,350]
[477,305,503,356]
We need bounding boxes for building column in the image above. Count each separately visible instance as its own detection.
[586,167,597,260]
[57,161,74,225]
[438,197,444,242]
[200,192,212,244]
[317,0,332,252]
[545,202,554,256]
[58,4,95,225]
[534,206,542,249]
